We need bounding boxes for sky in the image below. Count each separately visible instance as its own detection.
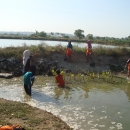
[0,0,130,38]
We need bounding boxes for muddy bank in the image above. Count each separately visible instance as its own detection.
[0,98,72,130]
[0,51,128,78]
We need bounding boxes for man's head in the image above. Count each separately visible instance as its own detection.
[56,69,60,75]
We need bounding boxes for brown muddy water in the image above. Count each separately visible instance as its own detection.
[0,75,130,130]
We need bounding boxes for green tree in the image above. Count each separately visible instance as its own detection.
[86,34,93,39]
[39,31,47,37]
[74,29,85,39]
[35,30,39,35]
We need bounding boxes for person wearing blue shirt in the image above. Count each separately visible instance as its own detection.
[23,65,36,96]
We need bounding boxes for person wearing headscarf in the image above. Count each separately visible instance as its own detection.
[22,50,31,75]
[22,50,39,75]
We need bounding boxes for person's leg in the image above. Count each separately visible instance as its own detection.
[70,55,72,62]
[86,54,89,63]
[128,70,130,78]
[28,84,31,96]
[68,55,71,62]
[24,84,29,94]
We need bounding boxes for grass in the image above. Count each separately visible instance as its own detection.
[0,98,72,130]
[0,43,130,60]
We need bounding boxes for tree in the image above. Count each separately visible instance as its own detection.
[50,32,54,35]
[86,34,93,39]
[39,31,47,37]
[74,29,85,39]
[35,30,39,35]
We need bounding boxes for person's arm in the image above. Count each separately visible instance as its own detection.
[125,61,128,68]
[55,76,58,83]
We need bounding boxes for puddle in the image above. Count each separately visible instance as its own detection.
[0,76,130,130]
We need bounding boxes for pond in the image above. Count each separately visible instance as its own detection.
[0,74,130,130]
[0,39,122,48]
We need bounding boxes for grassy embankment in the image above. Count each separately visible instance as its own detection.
[0,42,130,60]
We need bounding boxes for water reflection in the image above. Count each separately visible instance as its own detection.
[54,86,71,100]
[0,76,130,130]
[0,39,127,49]
[125,84,130,101]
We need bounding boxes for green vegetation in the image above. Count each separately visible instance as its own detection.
[74,29,85,39]
[0,30,130,46]
[0,99,72,130]
[0,43,130,60]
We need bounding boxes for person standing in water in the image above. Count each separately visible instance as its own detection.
[55,69,65,88]
[23,65,36,96]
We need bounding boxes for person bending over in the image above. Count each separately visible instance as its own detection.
[23,65,36,96]
[55,69,65,87]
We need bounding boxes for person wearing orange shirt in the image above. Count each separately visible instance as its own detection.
[86,40,92,63]
[55,69,65,87]
[65,41,73,62]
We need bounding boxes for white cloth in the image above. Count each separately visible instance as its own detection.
[23,50,30,66]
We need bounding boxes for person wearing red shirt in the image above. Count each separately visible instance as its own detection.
[55,69,65,87]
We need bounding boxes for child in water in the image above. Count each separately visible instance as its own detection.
[23,65,36,96]
[55,69,65,87]
[125,59,130,78]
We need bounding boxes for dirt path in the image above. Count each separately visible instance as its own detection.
[44,51,128,75]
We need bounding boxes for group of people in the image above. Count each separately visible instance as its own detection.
[22,50,39,96]
[65,40,93,63]
[22,50,65,96]
[22,40,130,96]
[22,40,93,96]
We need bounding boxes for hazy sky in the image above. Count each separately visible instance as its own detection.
[0,0,130,38]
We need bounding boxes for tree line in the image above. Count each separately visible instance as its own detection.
[30,29,130,45]
[0,29,130,45]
